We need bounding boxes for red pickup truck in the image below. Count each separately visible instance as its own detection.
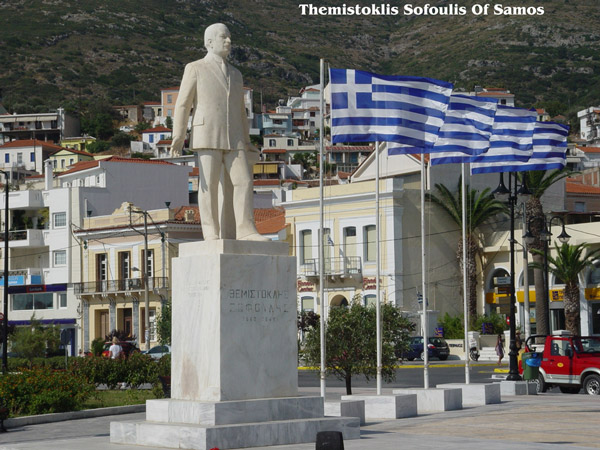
[520,331,600,395]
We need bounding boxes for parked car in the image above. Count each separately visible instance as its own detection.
[142,344,171,360]
[402,336,450,361]
[520,331,600,395]
[102,341,140,359]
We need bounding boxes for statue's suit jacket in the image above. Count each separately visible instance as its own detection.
[171,55,250,152]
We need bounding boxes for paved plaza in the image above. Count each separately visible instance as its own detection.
[1,386,599,450]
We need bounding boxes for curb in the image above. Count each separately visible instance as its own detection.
[5,404,146,428]
[298,362,502,370]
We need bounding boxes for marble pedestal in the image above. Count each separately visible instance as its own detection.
[499,380,537,395]
[341,395,417,419]
[392,388,462,414]
[436,383,501,406]
[325,400,366,425]
[110,240,359,449]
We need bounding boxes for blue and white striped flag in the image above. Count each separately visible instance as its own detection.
[428,95,498,164]
[330,68,453,148]
[470,105,537,174]
[471,121,568,173]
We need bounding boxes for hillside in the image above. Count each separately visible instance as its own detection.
[1,0,599,126]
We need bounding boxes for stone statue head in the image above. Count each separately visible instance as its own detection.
[204,23,231,58]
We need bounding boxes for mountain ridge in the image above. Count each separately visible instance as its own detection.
[0,0,599,128]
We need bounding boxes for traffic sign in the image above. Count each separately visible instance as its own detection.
[0,312,4,321]
[494,286,511,295]
[494,276,511,286]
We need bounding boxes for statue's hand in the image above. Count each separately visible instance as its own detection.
[170,146,182,157]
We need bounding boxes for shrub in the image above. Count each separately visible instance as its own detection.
[70,353,159,390]
[0,368,94,416]
[124,352,158,388]
[91,337,105,356]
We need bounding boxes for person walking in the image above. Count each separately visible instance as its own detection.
[109,337,123,360]
[495,334,505,365]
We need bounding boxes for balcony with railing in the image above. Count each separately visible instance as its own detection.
[74,277,169,296]
[299,257,362,279]
[0,268,43,287]
[0,190,44,210]
[0,229,45,247]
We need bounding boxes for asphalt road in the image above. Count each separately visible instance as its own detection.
[298,361,503,392]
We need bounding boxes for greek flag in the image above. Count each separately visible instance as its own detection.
[428,95,498,164]
[470,105,537,174]
[471,121,568,174]
[330,68,453,148]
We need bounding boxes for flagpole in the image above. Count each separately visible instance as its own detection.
[376,141,382,395]
[421,156,429,388]
[318,58,326,398]
[462,163,470,384]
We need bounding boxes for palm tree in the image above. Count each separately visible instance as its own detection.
[427,177,507,320]
[531,242,600,335]
[524,169,573,335]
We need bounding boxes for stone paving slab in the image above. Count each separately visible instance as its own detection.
[1,390,600,449]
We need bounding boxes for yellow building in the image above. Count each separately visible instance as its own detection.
[284,151,461,324]
[50,146,94,172]
[60,136,97,152]
[482,221,600,335]
[73,203,202,350]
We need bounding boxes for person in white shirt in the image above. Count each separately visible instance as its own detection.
[109,337,123,359]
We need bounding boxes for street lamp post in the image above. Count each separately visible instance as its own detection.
[493,172,530,381]
[129,207,151,352]
[539,216,570,334]
[0,171,8,374]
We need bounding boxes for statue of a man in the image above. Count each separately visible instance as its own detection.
[170,23,267,241]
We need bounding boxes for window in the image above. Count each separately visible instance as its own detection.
[149,135,154,143]
[364,225,376,262]
[12,293,54,311]
[54,250,67,266]
[61,159,65,168]
[53,212,67,227]
[30,152,35,162]
[53,160,57,168]
[300,230,313,264]
[97,253,107,281]
[59,293,67,309]
[119,251,130,281]
[167,109,172,117]
[142,249,154,277]
[364,294,376,307]
[519,267,535,287]
[310,112,316,117]
[4,154,8,163]
[588,262,600,285]
[269,139,276,147]
[575,202,586,212]
[167,94,173,104]
[301,296,314,312]
[287,139,294,147]
[69,158,74,165]
[17,153,23,165]
[344,226,357,258]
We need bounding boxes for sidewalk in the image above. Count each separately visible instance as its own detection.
[1,387,599,449]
